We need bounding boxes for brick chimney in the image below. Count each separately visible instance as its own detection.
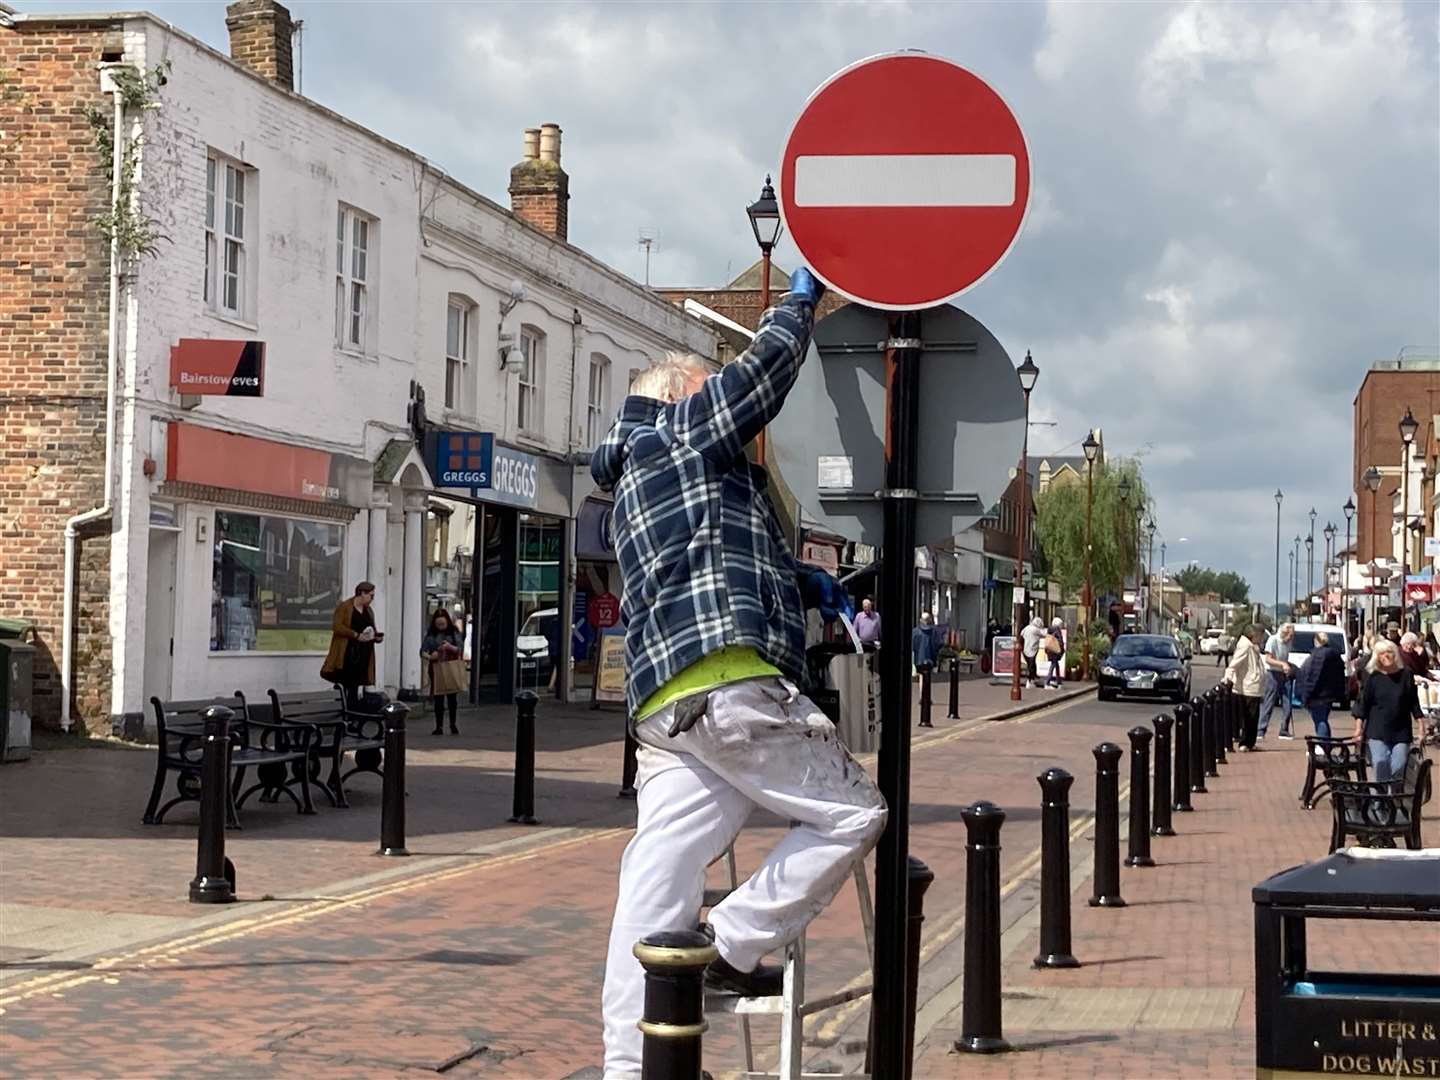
[225,0,294,91]
[508,123,569,242]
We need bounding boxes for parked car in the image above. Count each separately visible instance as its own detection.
[1098,634,1192,703]
[517,607,559,685]
[1283,622,1352,708]
[1199,628,1224,655]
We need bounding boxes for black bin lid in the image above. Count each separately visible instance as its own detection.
[1253,850,1440,910]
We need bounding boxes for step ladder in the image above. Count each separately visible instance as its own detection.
[703,844,875,1079]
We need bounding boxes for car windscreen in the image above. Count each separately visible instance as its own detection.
[1289,631,1344,656]
[1111,638,1180,660]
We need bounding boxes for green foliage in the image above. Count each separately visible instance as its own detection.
[1173,565,1250,603]
[1064,631,1112,681]
[85,62,171,260]
[1033,458,1152,600]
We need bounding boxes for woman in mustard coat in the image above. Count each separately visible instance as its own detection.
[321,582,383,709]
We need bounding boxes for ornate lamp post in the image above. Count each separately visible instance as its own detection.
[1343,497,1355,636]
[1293,535,1302,615]
[1118,474,1134,632]
[1323,521,1337,618]
[1364,466,1382,635]
[1288,549,1296,615]
[1144,517,1157,632]
[1010,351,1040,702]
[1400,407,1419,629]
[1273,489,1283,625]
[746,176,783,467]
[1307,507,1317,604]
[1081,431,1100,679]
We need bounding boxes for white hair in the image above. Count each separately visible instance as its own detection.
[629,352,712,404]
[1369,638,1399,674]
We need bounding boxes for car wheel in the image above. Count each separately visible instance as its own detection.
[1098,688,1115,702]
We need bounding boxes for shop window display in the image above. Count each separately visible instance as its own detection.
[212,511,344,652]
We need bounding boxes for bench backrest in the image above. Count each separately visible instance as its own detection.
[149,695,247,740]
[269,688,346,724]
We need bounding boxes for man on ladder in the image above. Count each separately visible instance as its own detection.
[593,269,888,1080]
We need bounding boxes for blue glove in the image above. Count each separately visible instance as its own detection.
[789,267,825,306]
[797,566,853,624]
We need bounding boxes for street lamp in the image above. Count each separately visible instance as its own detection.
[1289,548,1296,615]
[1400,408,1418,630]
[746,174,783,310]
[1273,489,1283,626]
[1081,430,1100,680]
[1343,497,1355,637]
[1145,517,1157,632]
[1011,351,1039,702]
[1307,507,1317,603]
[1324,521,1337,616]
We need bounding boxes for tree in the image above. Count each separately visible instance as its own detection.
[1034,458,1152,601]
[1173,565,1250,603]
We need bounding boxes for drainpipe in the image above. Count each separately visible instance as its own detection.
[61,73,125,731]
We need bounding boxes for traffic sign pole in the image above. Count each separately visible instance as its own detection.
[872,312,921,1078]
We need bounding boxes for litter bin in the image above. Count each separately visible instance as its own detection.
[0,638,35,763]
[1253,849,1440,1078]
[0,617,34,641]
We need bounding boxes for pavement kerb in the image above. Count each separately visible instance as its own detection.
[0,682,1094,1007]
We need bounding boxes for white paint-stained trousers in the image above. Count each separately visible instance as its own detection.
[601,677,887,1079]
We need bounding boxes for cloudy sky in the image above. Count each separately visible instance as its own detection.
[28,0,1440,601]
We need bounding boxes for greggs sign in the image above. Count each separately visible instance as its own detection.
[170,339,265,396]
[167,424,344,503]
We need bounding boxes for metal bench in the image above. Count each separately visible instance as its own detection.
[1328,757,1431,852]
[266,688,385,808]
[143,695,316,827]
[1299,735,1367,809]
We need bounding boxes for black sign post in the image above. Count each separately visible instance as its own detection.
[871,313,922,1076]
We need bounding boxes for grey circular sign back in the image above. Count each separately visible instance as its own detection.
[769,303,1026,548]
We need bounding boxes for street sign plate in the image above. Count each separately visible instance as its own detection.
[769,303,1025,547]
[779,52,1031,310]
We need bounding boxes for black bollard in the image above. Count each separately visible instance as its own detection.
[635,929,715,1080]
[509,690,539,825]
[947,655,960,718]
[904,856,936,1069]
[189,705,237,904]
[1214,687,1228,765]
[1173,704,1194,812]
[1034,768,1080,968]
[1201,691,1219,778]
[918,666,934,728]
[1125,726,1155,868]
[954,801,1010,1054]
[618,727,639,799]
[1188,696,1208,794]
[1089,743,1126,907]
[1152,713,1176,837]
[1225,683,1238,752]
[378,702,409,856]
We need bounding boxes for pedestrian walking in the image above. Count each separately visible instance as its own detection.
[320,582,384,710]
[912,611,939,674]
[1258,623,1296,740]
[590,269,886,1080]
[1294,630,1344,739]
[1043,617,1065,688]
[1225,625,1267,750]
[855,597,882,651]
[421,607,466,735]
[1021,616,1045,689]
[1351,638,1422,785]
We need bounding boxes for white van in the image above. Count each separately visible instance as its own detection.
[1282,622,1352,707]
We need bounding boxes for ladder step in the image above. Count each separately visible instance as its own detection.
[705,993,784,1015]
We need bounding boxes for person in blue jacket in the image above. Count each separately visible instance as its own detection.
[912,611,940,673]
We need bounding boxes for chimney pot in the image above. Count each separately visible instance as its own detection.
[538,123,562,164]
[225,0,295,91]
[522,128,541,161]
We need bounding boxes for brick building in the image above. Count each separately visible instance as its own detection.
[0,1,713,734]
[1352,358,1440,563]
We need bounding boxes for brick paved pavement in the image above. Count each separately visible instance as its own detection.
[1,671,1431,1078]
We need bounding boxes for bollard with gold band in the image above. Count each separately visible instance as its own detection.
[634,929,716,1080]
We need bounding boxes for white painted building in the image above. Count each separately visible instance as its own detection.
[79,2,714,734]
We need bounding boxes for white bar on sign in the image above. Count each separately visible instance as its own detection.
[793,154,1016,208]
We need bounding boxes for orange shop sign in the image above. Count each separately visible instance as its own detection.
[166,424,343,502]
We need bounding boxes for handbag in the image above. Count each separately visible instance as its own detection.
[430,658,467,696]
[1043,633,1062,655]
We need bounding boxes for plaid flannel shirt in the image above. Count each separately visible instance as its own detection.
[591,292,816,716]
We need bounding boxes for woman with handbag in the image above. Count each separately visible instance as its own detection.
[1043,617,1065,688]
[421,608,466,735]
[321,582,384,710]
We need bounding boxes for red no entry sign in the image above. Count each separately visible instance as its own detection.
[780,52,1031,310]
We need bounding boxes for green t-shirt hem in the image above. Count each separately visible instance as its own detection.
[634,645,782,723]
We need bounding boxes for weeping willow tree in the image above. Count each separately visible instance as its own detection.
[1033,457,1152,603]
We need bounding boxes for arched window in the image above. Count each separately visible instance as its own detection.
[445,294,477,410]
[586,352,610,447]
[517,324,545,433]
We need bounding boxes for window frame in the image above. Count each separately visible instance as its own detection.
[516,326,544,435]
[204,152,252,321]
[444,296,475,411]
[335,205,377,354]
[585,352,610,448]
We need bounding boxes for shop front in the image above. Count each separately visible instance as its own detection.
[147,422,384,718]
[573,495,620,694]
